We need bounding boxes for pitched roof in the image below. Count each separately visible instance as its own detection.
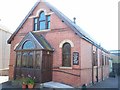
[15,32,54,51]
[7,1,108,53]
[31,32,54,51]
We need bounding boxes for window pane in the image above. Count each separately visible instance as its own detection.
[47,16,50,21]
[28,52,33,68]
[22,41,35,49]
[34,24,38,31]
[47,21,50,29]
[16,54,21,67]
[47,16,50,29]
[22,53,28,67]
[93,52,97,66]
[63,43,71,54]
[62,43,71,67]
[34,18,38,23]
[62,54,71,67]
[35,54,40,68]
[102,55,104,65]
[39,12,46,20]
[34,18,38,31]
[40,21,46,30]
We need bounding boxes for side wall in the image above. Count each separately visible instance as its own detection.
[80,39,92,85]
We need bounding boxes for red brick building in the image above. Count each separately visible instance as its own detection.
[8,1,110,87]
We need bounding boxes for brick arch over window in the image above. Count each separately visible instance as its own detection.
[59,40,74,48]
[36,9,47,16]
[14,43,19,50]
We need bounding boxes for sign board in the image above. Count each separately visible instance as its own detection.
[73,52,79,65]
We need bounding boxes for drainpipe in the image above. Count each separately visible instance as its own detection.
[96,48,98,82]
[92,47,94,84]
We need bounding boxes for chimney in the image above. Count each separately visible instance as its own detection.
[73,17,76,24]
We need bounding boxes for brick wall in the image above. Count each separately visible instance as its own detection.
[9,1,110,87]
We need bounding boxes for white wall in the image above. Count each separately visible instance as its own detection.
[0,28,11,75]
[0,30,2,69]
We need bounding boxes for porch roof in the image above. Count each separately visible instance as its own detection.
[15,32,54,51]
[31,32,54,51]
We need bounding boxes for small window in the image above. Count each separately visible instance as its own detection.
[62,43,71,67]
[93,51,97,66]
[34,18,38,31]
[46,15,50,29]
[22,41,35,49]
[102,55,104,66]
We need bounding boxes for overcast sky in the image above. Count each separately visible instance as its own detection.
[0,0,119,50]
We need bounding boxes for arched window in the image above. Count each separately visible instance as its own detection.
[34,11,51,31]
[39,11,46,30]
[22,40,35,49]
[62,43,71,67]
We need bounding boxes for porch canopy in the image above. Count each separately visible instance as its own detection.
[14,32,53,83]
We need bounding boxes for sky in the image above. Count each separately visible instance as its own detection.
[0,0,119,50]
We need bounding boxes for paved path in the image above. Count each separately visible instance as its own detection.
[0,76,119,89]
[43,81,73,88]
[88,76,119,89]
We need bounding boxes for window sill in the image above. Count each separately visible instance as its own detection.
[33,29,50,32]
[59,67,72,69]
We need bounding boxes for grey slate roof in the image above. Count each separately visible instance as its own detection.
[15,32,53,51]
[31,32,54,51]
[7,1,108,53]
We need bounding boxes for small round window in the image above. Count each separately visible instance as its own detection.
[22,40,35,49]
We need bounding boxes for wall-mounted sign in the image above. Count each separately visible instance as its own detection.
[73,52,79,65]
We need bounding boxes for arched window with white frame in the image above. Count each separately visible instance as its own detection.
[62,43,71,67]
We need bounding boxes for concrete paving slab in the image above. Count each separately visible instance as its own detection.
[0,76,8,84]
[43,81,74,88]
[87,76,119,88]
